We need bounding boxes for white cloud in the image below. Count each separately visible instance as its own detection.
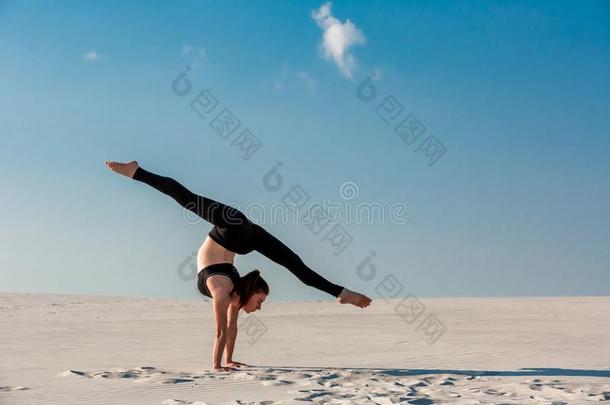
[296,71,318,93]
[268,62,318,94]
[311,1,365,79]
[83,51,98,62]
[272,62,289,92]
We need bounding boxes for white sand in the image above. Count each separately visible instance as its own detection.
[1,293,609,404]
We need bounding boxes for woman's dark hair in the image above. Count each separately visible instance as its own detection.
[232,269,269,308]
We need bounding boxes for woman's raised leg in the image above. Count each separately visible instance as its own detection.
[105,160,247,227]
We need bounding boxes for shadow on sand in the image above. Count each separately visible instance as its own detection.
[251,366,610,378]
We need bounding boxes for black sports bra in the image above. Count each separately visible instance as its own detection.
[197,263,241,298]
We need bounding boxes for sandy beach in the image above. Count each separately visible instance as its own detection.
[3,0,610,403]
[1,293,609,404]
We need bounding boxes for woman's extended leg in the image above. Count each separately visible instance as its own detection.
[251,224,372,307]
[250,224,345,297]
[105,160,247,227]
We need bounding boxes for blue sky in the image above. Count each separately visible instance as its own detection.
[1,0,609,301]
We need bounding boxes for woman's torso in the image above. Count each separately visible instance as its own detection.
[196,220,257,298]
[198,235,236,271]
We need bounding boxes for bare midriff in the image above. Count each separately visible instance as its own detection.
[197,235,236,273]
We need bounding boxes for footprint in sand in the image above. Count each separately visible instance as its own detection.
[0,385,30,392]
[60,366,174,382]
[59,370,86,377]
[260,379,294,386]
[162,400,209,405]
[161,378,195,384]
[295,390,333,401]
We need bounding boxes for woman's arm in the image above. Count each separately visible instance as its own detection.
[211,293,231,369]
[224,301,240,364]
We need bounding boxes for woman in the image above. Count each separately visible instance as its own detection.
[105,160,372,371]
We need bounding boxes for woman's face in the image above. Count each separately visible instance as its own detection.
[243,291,267,313]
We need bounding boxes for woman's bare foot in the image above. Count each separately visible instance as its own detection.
[337,288,372,308]
[105,160,139,178]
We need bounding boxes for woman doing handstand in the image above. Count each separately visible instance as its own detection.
[105,160,372,371]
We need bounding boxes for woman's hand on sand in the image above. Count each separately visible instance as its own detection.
[212,365,236,372]
[227,360,249,368]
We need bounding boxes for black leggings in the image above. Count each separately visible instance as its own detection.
[133,167,344,298]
